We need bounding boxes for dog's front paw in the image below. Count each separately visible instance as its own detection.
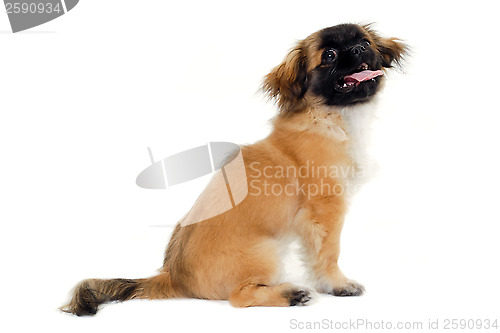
[330,280,365,297]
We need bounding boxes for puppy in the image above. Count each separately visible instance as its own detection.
[63,23,406,315]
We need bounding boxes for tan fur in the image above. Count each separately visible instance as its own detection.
[63,24,407,315]
[362,24,407,67]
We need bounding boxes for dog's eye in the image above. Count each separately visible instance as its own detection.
[322,48,337,64]
[361,38,371,46]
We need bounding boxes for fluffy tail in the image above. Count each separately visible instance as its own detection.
[61,272,175,316]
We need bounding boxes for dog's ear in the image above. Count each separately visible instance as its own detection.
[376,37,408,68]
[262,42,308,113]
[363,25,408,68]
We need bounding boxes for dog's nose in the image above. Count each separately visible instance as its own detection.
[351,44,366,55]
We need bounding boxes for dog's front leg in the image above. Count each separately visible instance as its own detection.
[295,195,365,296]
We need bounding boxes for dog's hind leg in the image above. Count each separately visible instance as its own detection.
[229,282,311,307]
[221,237,313,307]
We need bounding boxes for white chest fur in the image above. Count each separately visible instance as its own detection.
[306,100,378,197]
[338,101,378,195]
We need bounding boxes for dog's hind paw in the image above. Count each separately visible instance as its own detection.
[284,288,312,306]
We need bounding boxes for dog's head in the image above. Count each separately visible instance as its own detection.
[263,24,407,113]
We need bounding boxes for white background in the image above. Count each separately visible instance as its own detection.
[1,0,499,332]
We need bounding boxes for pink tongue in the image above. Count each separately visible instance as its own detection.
[344,70,384,85]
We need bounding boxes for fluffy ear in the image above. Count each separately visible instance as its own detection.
[262,43,308,113]
[364,25,408,68]
[376,37,408,68]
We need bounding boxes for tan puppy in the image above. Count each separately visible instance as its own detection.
[63,23,407,315]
